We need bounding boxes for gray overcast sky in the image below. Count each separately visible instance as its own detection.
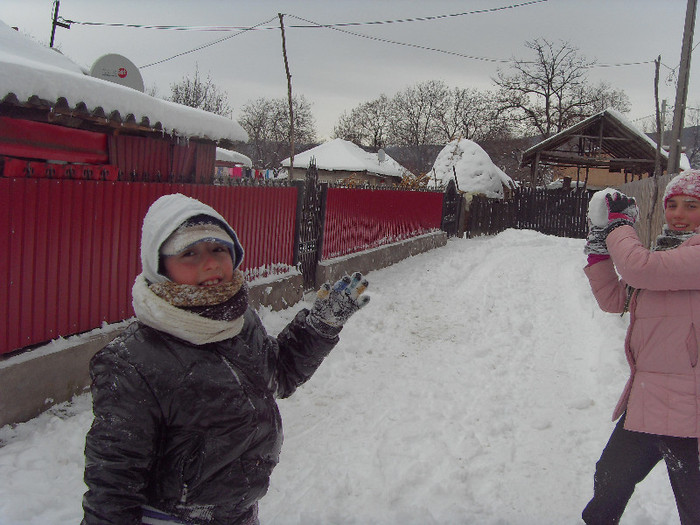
[2,0,698,139]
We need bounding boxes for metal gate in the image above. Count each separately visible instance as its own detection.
[441,178,462,237]
[294,161,327,290]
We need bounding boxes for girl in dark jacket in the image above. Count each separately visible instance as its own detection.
[82,193,369,525]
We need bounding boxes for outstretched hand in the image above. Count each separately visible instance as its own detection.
[307,272,370,337]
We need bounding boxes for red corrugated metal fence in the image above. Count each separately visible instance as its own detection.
[322,187,443,259]
[0,178,297,355]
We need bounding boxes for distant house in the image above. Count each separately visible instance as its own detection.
[281,138,408,185]
[520,108,689,190]
[0,21,247,182]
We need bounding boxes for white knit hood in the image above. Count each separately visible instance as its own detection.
[140,193,244,284]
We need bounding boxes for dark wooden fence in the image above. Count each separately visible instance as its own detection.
[468,188,592,239]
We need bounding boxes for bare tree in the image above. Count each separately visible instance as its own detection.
[494,38,629,137]
[389,80,451,173]
[238,95,317,169]
[169,65,232,117]
[333,94,391,150]
[436,87,511,143]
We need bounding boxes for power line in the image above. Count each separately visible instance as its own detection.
[139,16,278,69]
[287,13,513,64]
[59,1,658,71]
[60,0,550,32]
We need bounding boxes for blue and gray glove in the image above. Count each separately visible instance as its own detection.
[307,272,370,338]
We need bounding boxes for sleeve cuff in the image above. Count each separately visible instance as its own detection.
[587,254,610,266]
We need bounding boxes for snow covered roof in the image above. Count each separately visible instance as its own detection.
[216,147,252,168]
[520,108,689,173]
[428,138,515,199]
[281,138,408,180]
[0,20,247,144]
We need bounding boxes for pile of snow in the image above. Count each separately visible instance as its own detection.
[428,138,515,198]
[0,20,247,144]
[0,230,680,524]
[545,179,587,191]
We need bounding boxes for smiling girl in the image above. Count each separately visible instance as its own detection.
[581,170,700,524]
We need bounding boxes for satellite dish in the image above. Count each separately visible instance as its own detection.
[90,54,145,92]
[377,148,386,163]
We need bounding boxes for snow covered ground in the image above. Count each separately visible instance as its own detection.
[0,229,681,524]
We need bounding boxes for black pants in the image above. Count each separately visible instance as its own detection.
[582,415,700,525]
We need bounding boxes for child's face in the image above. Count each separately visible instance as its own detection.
[163,241,234,286]
[665,196,700,232]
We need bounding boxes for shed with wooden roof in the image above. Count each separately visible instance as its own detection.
[519,109,681,189]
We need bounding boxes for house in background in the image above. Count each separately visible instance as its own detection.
[0,21,247,182]
[520,108,689,190]
[281,138,408,185]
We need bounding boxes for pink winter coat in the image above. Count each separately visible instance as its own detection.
[584,225,700,439]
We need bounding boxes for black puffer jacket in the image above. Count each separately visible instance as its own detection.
[83,307,338,525]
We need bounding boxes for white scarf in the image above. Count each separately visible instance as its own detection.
[132,274,244,345]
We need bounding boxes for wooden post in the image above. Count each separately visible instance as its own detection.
[279,13,295,173]
[668,0,697,174]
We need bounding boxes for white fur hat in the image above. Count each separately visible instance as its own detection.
[140,193,244,284]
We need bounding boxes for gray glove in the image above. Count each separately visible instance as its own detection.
[307,272,370,337]
[584,224,609,255]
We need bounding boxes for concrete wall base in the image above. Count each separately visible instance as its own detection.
[315,231,447,285]
[0,235,446,428]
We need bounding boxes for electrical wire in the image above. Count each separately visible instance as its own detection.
[59,0,659,71]
[286,13,512,64]
[59,0,549,32]
[138,16,278,69]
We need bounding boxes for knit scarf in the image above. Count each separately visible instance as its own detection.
[622,226,698,314]
[132,270,248,345]
[652,225,698,251]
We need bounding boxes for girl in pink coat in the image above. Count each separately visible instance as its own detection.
[582,170,700,525]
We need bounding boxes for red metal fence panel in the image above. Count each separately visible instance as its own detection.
[322,187,444,259]
[0,179,298,355]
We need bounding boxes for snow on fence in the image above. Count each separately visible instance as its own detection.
[1,178,447,355]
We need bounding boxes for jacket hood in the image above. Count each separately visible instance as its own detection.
[141,193,244,284]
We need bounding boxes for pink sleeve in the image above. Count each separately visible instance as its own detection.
[584,258,628,313]
[606,226,700,291]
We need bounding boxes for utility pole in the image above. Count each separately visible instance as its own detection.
[668,0,697,174]
[279,13,294,173]
[50,0,70,48]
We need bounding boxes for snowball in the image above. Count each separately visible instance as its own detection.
[587,188,618,227]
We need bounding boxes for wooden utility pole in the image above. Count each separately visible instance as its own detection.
[648,56,662,248]
[279,13,294,173]
[654,56,663,177]
[668,0,697,174]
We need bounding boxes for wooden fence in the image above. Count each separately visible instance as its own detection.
[467,187,592,239]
